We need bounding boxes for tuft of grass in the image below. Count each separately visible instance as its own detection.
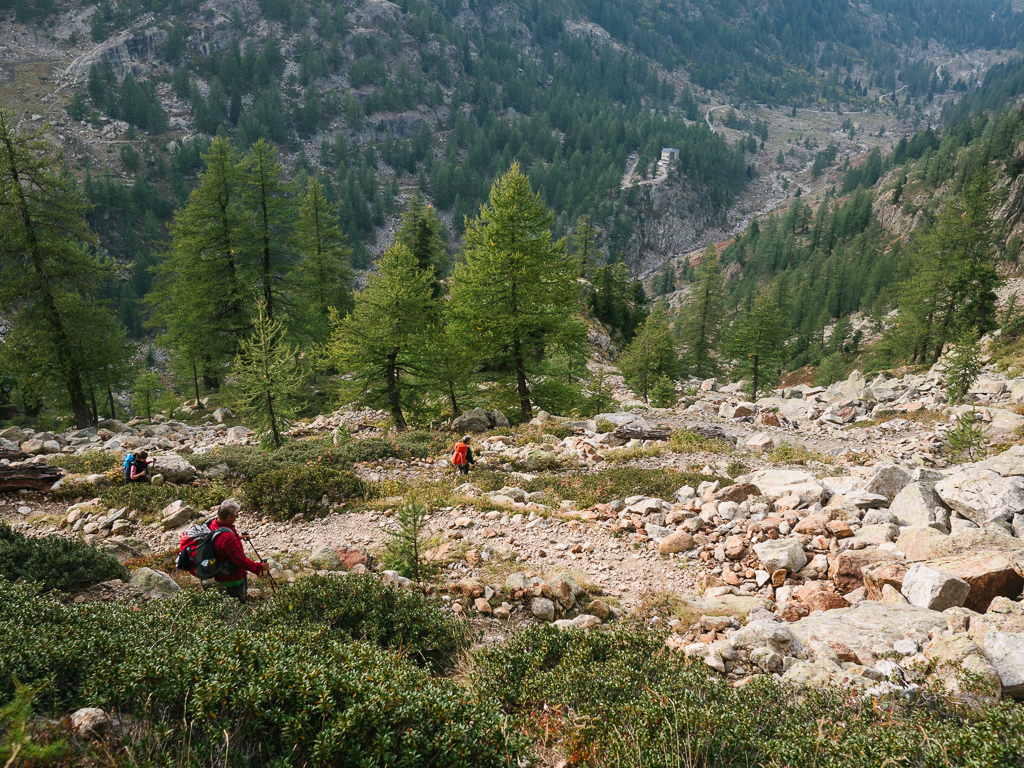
[765,441,833,465]
[669,428,735,454]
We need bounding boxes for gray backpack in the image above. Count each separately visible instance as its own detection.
[177,519,234,579]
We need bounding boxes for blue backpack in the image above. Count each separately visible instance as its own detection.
[122,453,135,481]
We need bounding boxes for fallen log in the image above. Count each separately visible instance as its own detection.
[614,426,672,441]
[0,450,29,462]
[0,464,62,492]
[688,425,738,445]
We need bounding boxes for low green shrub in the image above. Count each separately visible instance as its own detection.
[669,428,735,454]
[54,480,232,515]
[0,578,512,767]
[255,574,467,673]
[392,429,451,458]
[0,521,127,591]
[45,450,121,475]
[242,466,365,519]
[474,624,1024,768]
[765,441,833,465]
[189,438,399,477]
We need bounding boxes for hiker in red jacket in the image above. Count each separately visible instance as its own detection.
[208,498,268,602]
[452,434,476,475]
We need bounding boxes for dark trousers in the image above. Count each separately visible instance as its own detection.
[223,574,248,603]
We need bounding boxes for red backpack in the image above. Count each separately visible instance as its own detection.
[452,442,468,466]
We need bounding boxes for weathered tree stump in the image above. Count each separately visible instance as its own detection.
[0,464,62,492]
[614,426,672,441]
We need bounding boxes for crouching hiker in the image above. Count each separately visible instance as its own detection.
[451,434,476,475]
[177,498,268,602]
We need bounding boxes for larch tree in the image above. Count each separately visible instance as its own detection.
[232,299,303,449]
[0,108,128,428]
[395,195,450,295]
[570,215,603,278]
[727,292,788,402]
[294,177,354,345]
[617,302,680,403]
[324,244,436,430]
[448,163,585,420]
[147,137,246,390]
[676,245,725,378]
[238,139,296,325]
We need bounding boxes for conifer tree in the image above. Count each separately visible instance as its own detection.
[395,195,450,294]
[617,302,680,403]
[677,245,725,378]
[233,299,303,449]
[325,244,435,430]
[147,137,246,389]
[571,215,603,278]
[0,108,128,428]
[238,139,296,324]
[728,292,788,402]
[294,177,354,344]
[448,163,585,420]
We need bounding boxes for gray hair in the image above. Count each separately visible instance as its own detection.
[217,498,241,519]
[462,434,472,442]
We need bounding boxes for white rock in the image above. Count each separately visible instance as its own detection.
[901,564,970,611]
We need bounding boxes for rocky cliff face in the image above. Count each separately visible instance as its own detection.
[66,26,166,79]
[626,177,720,274]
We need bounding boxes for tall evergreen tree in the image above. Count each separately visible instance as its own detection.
[889,168,1003,362]
[395,195,450,294]
[571,215,603,278]
[325,244,435,430]
[677,245,725,378]
[294,177,354,344]
[238,139,296,324]
[617,302,680,403]
[448,163,586,420]
[147,137,246,389]
[0,108,127,428]
[233,299,303,448]
[727,292,787,402]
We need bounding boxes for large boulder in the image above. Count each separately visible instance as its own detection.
[935,468,1024,526]
[861,560,910,600]
[975,445,1024,477]
[828,550,903,593]
[890,482,944,528]
[918,553,1024,612]
[130,567,181,600]
[925,528,1024,559]
[966,597,1024,646]
[744,470,825,506]
[896,526,948,561]
[452,408,493,433]
[159,500,195,530]
[149,453,197,484]
[983,631,1024,698]
[900,564,971,611]
[674,594,772,622]
[789,601,947,667]
[729,619,804,657]
[922,635,1002,706]
[97,419,133,434]
[753,538,807,574]
[863,464,912,504]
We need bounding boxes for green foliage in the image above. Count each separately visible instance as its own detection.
[325,243,437,430]
[132,370,162,421]
[232,299,304,448]
[242,465,365,519]
[649,375,678,408]
[617,302,679,403]
[0,108,130,429]
[947,408,991,461]
[727,292,788,401]
[815,353,846,386]
[0,520,127,592]
[395,195,451,292]
[187,437,403,477]
[677,245,725,378]
[0,679,69,766]
[380,503,440,583]
[944,332,983,404]
[588,260,648,341]
[580,369,617,417]
[45,450,120,475]
[0,579,511,767]
[53,480,232,515]
[669,428,735,454]
[766,441,833,465]
[449,163,587,421]
[473,623,1024,768]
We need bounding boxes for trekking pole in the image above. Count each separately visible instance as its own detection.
[245,537,278,592]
